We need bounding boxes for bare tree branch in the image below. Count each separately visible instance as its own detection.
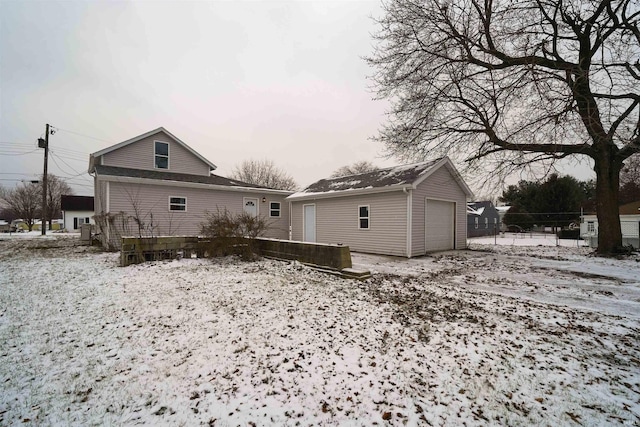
[229,159,298,191]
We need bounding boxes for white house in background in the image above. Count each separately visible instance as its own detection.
[61,195,95,231]
[287,157,474,257]
[88,127,292,249]
[581,200,640,249]
[495,205,511,232]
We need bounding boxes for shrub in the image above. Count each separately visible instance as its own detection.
[200,209,268,260]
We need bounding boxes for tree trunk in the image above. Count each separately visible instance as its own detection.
[594,156,623,254]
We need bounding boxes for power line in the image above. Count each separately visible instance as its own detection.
[53,127,116,145]
[49,152,92,183]
[0,148,39,156]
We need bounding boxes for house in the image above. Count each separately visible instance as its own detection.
[467,201,501,237]
[61,195,95,231]
[581,200,640,248]
[286,157,474,257]
[88,127,292,249]
[495,205,511,232]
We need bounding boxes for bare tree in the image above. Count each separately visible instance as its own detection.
[367,0,640,254]
[43,174,73,230]
[229,159,298,191]
[3,182,41,231]
[330,161,379,177]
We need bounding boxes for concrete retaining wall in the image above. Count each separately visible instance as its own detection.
[120,236,353,271]
[254,238,352,270]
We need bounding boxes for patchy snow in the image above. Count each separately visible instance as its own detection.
[1,234,639,426]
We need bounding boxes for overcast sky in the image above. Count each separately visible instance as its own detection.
[0,0,594,197]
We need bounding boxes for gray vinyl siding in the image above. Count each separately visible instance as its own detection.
[291,191,408,257]
[100,131,210,176]
[410,165,468,256]
[104,180,289,241]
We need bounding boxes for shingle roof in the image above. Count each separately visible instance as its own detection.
[61,195,94,211]
[292,159,443,195]
[94,165,279,191]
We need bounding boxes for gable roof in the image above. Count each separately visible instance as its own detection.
[467,201,498,216]
[88,127,217,173]
[61,195,94,211]
[94,165,292,194]
[288,157,473,201]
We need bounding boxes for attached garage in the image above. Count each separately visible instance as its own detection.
[425,199,456,251]
[288,157,473,257]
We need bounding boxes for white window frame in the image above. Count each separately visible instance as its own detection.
[358,205,370,230]
[587,221,595,233]
[474,217,479,229]
[154,141,169,170]
[269,201,281,218]
[485,217,489,228]
[169,196,187,211]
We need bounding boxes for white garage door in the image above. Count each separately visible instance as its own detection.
[425,199,455,252]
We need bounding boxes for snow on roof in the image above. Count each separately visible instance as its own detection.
[291,159,443,197]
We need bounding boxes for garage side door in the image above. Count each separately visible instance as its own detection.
[425,199,455,252]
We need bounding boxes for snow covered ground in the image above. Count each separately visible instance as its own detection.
[0,234,638,426]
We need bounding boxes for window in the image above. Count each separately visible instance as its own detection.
[474,217,479,229]
[587,221,595,233]
[73,217,90,229]
[155,141,169,169]
[169,197,186,211]
[269,202,281,217]
[358,205,370,229]
[484,217,489,228]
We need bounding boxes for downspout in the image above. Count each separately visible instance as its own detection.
[288,201,292,240]
[404,187,412,258]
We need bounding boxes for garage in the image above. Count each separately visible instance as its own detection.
[425,199,455,251]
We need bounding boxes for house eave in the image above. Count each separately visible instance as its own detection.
[95,173,293,195]
[286,184,413,202]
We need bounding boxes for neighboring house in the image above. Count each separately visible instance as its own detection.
[61,195,95,231]
[88,127,292,249]
[581,200,640,248]
[0,220,9,233]
[287,157,473,257]
[467,201,501,237]
[494,205,511,232]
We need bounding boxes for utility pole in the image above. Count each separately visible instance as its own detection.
[38,124,49,236]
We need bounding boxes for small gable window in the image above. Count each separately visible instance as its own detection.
[358,205,370,229]
[270,202,281,217]
[169,197,186,211]
[155,141,169,169]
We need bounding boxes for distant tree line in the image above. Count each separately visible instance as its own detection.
[0,175,72,231]
[500,174,593,231]
[500,161,640,232]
